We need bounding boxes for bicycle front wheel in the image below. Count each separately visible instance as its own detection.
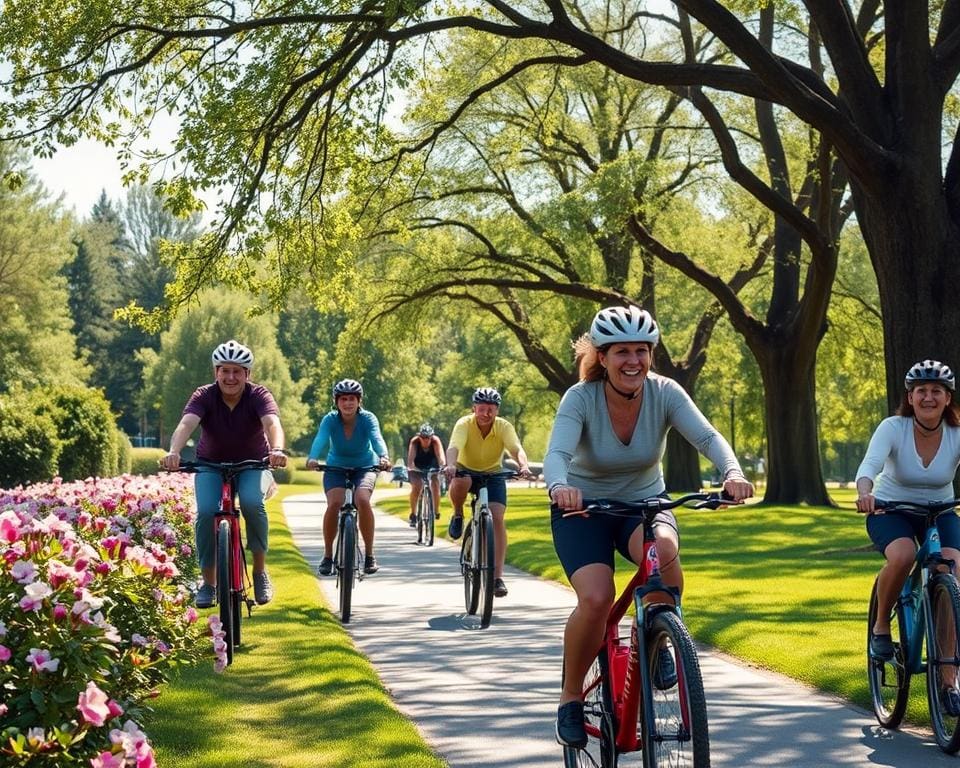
[478,513,495,629]
[926,572,960,753]
[638,610,709,768]
[338,515,357,624]
[416,492,426,545]
[423,488,435,547]
[216,519,234,666]
[867,576,910,728]
[461,520,480,614]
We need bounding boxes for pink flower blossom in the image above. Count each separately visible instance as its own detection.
[91,750,125,768]
[26,648,60,673]
[77,681,112,726]
[53,603,68,621]
[0,510,21,542]
[0,645,10,662]
[184,607,198,623]
[19,580,52,611]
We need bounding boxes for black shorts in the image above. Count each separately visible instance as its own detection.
[551,506,678,580]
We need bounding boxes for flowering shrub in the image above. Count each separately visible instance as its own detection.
[0,474,206,765]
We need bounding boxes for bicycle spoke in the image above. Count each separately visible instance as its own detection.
[927,573,960,753]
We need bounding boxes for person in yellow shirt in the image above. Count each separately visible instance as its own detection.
[444,387,530,597]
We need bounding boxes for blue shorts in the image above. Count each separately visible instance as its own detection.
[551,506,678,580]
[322,468,378,494]
[867,510,960,552]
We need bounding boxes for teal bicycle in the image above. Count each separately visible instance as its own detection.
[867,498,960,753]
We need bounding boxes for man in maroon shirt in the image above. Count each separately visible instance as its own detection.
[161,340,287,608]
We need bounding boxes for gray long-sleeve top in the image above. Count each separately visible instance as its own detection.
[543,375,743,500]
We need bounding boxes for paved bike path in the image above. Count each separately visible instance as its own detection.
[282,489,957,767]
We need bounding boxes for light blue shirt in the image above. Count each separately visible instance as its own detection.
[856,416,960,502]
[307,409,388,468]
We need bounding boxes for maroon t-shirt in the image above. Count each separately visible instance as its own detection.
[183,382,280,462]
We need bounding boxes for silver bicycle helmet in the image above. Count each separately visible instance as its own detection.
[211,339,254,369]
[418,423,435,437]
[589,305,660,347]
[332,378,364,398]
[472,387,502,406]
[905,360,956,391]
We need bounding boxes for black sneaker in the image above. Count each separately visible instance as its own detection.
[942,686,960,716]
[494,578,508,597]
[653,646,678,690]
[253,571,273,605]
[555,701,587,748]
[195,583,215,609]
[317,557,334,576]
[448,513,464,539]
[363,555,379,574]
[870,632,895,661]
[408,514,417,528]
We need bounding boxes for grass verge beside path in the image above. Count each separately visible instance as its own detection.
[148,478,446,768]
[379,486,933,727]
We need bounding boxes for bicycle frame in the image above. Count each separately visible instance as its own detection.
[217,472,249,604]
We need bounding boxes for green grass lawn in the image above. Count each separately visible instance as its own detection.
[147,477,445,768]
[380,485,934,726]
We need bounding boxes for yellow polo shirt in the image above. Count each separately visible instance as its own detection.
[449,415,521,473]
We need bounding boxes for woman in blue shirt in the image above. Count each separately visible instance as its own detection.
[306,379,391,575]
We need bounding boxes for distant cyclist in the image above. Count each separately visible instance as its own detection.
[544,306,752,748]
[444,387,530,598]
[161,340,288,608]
[406,423,445,527]
[306,379,391,576]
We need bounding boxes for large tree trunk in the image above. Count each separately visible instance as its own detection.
[757,345,832,505]
[662,360,707,492]
[850,178,960,414]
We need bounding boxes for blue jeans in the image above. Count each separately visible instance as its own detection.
[194,469,270,569]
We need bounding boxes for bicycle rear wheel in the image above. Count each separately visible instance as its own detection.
[461,520,480,614]
[423,488,435,547]
[926,573,960,753]
[478,512,495,629]
[565,649,617,768]
[638,610,709,768]
[338,514,357,624]
[216,519,234,665]
[867,576,910,728]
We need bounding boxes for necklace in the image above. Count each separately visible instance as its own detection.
[604,376,642,401]
[914,416,943,435]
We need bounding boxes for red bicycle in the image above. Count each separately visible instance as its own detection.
[176,458,270,665]
[559,492,731,768]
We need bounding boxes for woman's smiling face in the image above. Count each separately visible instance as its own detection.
[599,342,651,393]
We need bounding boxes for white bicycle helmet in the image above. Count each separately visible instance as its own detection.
[905,360,955,391]
[211,339,254,369]
[333,378,364,398]
[589,305,660,347]
[472,387,502,405]
[418,423,435,437]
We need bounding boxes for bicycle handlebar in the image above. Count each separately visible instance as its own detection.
[308,464,384,474]
[407,467,443,476]
[168,458,271,474]
[873,499,960,518]
[551,491,737,517]
[453,469,519,480]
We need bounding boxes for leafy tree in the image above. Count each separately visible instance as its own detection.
[0,145,88,391]
[140,288,310,447]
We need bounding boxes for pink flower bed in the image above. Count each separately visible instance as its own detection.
[0,474,206,765]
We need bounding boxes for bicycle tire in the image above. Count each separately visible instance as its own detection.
[424,487,435,547]
[216,519,234,666]
[867,576,910,728]
[338,512,357,624]
[637,610,710,768]
[462,520,480,614]
[926,572,960,753]
[416,491,425,545]
[479,512,495,628]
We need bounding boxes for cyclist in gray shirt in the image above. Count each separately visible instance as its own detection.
[546,305,753,748]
